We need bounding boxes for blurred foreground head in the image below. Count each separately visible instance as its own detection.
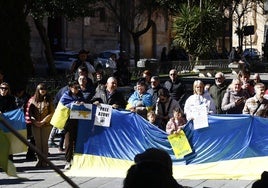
[123,148,184,188]
[252,171,268,188]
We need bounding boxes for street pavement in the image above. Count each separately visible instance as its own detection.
[1,72,267,188]
[0,137,257,188]
[0,145,256,188]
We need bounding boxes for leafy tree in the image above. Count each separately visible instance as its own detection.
[0,1,32,90]
[172,1,223,61]
[24,0,97,75]
[99,0,182,64]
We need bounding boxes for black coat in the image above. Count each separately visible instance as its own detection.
[92,88,127,109]
[164,79,186,101]
[0,95,16,113]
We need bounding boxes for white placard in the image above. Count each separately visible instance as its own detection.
[192,104,209,129]
[94,104,112,127]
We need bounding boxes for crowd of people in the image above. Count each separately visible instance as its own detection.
[1,48,268,186]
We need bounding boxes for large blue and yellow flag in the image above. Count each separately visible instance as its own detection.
[0,109,27,176]
[66,107,268,180]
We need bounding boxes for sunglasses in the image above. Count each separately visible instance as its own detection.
[0,87,8,90]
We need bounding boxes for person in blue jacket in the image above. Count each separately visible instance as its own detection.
[126,78,152,118]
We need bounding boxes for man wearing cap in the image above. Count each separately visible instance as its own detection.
[70,49,96,81]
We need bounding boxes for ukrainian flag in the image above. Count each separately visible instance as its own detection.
[66,107,268,180]
[50,102,70,130]
[0,109,27,176]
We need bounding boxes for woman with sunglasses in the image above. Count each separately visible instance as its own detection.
[0,82,16,113]
[27,83,54,167]
[0,82,17,161]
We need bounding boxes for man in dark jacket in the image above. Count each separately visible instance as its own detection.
[163,69,186,102]
[91,77,127,109]
[147,76,163,109]
[209,72,228,114]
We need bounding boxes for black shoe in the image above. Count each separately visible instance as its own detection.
[26,154,37,161]
[8,154,13,162]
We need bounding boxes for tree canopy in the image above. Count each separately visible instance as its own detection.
[98,0,184,63]
[24,0,97,75]
[172,1,224,60]
[26,0,97,20]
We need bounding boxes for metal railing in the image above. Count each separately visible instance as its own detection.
[130,59,231,77]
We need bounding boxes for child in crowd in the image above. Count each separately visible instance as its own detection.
[166,108,186,135]
[147,111,157,126]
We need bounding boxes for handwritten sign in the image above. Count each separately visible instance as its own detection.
[70,103,92,120]
[168,130,192,159]
[94,104,112,127]
[191,104,209,129]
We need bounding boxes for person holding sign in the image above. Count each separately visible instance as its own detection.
[59,80,85,170]
[166,108,186,135]
[184,80,216,121]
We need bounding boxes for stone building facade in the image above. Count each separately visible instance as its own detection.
[232,1,268,59]
[27,7,171,62]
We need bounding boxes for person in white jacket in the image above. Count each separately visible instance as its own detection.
[184,80,216,121]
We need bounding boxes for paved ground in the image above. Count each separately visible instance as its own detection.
[0,140,258,188]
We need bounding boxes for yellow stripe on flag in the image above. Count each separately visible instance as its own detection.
[50,103,70,130]
[5,130,27,154]
[65,154,134,177]
[172,156,268,180]
[0,130,17,177]
[66,153,268,180]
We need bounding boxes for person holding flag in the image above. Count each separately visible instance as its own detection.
[51,80,85,170]
[0,82,18,176]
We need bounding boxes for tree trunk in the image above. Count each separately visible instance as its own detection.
[132,34,140,67]
[34,18,56,76]
[131,19,153,66]
[0,1,32,90]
